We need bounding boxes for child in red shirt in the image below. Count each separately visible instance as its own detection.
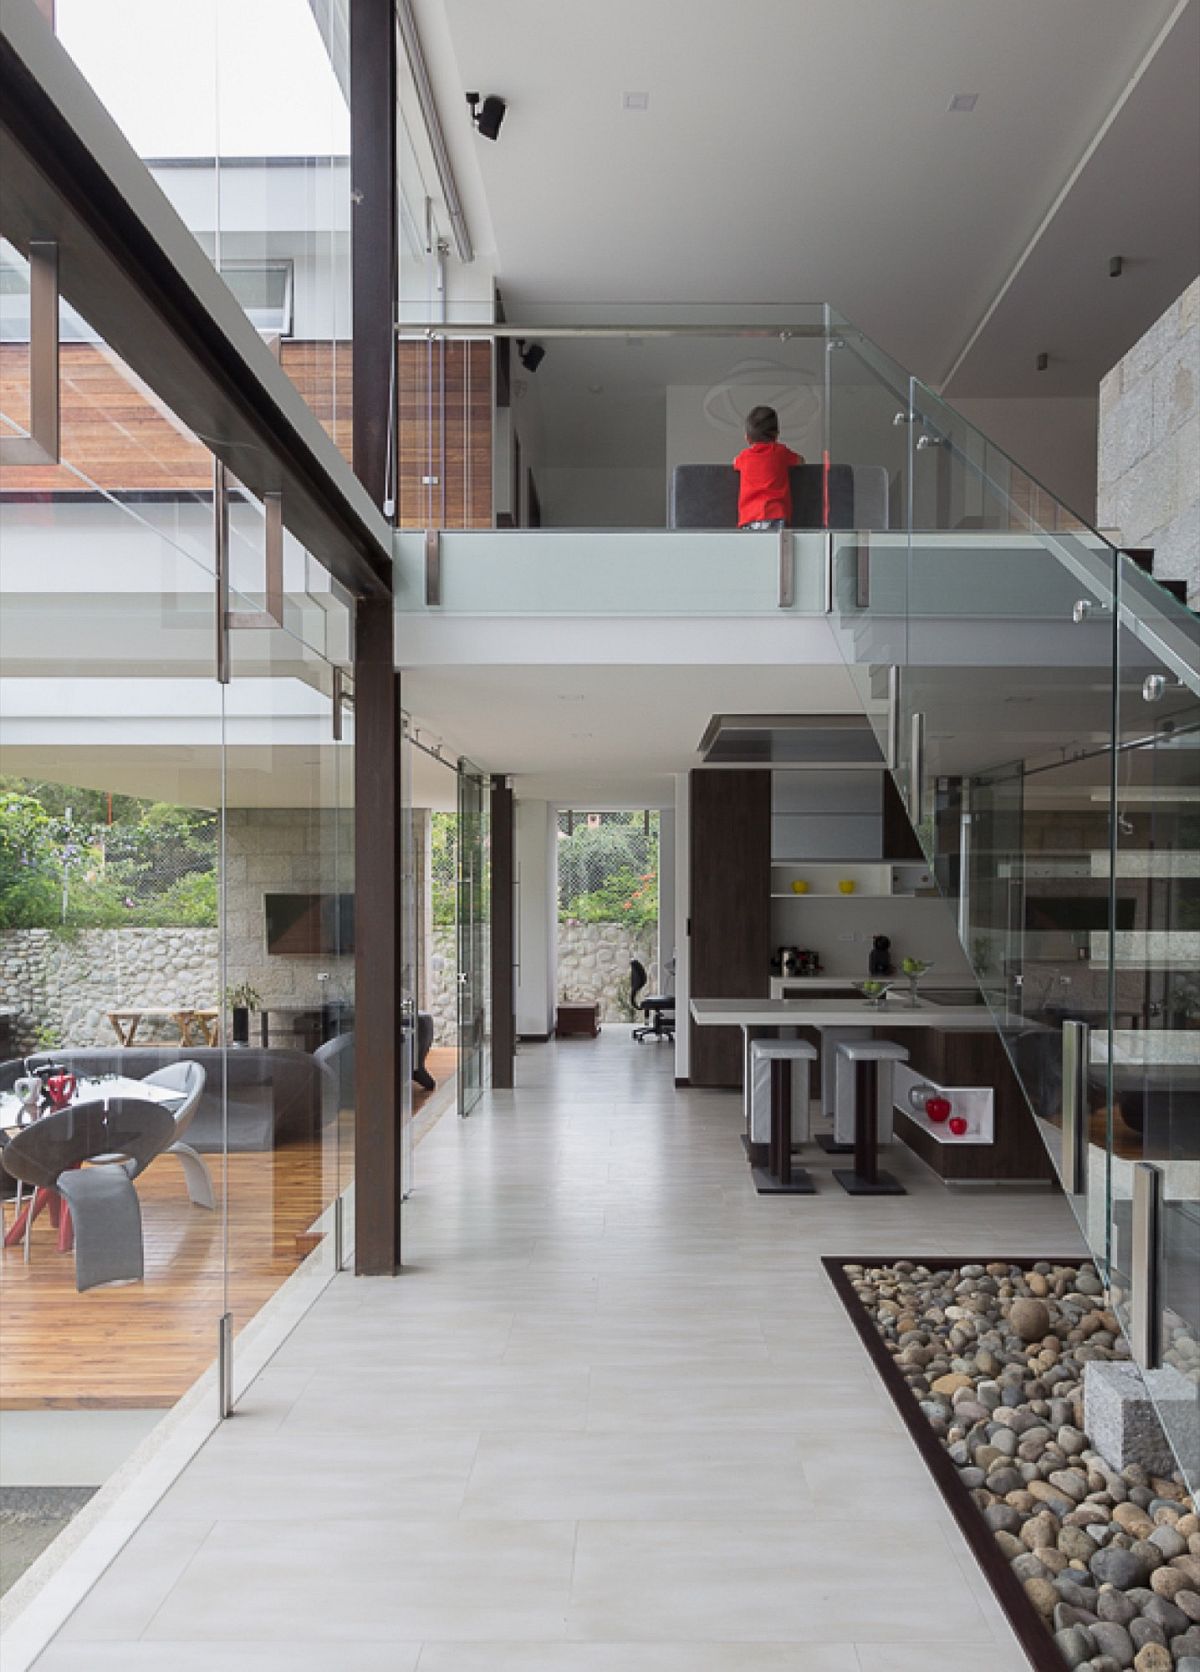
[734,405,804,528]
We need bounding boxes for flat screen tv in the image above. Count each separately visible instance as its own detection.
[264,893,355,956]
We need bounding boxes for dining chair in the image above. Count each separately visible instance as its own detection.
[140,1060,213,1208]
[2,1099,176,1289]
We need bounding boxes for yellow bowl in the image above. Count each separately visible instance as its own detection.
[791,880,809,894]
[838,879,856,894]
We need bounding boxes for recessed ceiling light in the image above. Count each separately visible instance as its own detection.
[948,93,978,112]
[622,91,649,111]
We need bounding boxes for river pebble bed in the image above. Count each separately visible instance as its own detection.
[847,1260,1199,1672]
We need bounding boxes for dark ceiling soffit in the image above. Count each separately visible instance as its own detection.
[697,713,884,765]
[0,41,390,602]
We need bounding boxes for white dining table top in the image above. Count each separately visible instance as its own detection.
[689,997,995,1030]
[0,1075,181,1129]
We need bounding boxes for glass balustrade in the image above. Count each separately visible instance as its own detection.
[819,336,1199,1493]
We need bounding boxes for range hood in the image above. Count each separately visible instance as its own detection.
[697,714,885,768]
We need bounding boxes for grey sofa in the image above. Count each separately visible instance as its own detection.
[669,462,889,530]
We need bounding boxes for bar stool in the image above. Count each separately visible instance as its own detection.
[832,1040,909,1196]
[749,1038,818,1195]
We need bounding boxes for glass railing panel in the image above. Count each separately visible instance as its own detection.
[394,529,829,615]
[908,377,1096,537]
[824,312,910,535]
[397,321,833,533]
[1108,553,1200,1492]
[901,525,1119,1254]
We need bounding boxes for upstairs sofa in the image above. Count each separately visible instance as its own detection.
[669,462,889,530]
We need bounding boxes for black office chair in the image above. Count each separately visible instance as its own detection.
[630,959,675,1043]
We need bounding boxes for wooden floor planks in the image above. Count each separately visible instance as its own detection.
[0,1049,459,1410]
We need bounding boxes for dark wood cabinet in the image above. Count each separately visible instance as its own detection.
[689,770,771,1087]
[900,1028,1055,1182]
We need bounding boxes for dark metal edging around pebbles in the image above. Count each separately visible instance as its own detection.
[823,1254,1091,1672]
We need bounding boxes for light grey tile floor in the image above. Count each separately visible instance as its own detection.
[34,1027,1085,1669]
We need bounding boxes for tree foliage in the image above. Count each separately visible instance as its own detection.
[0,780,218,929]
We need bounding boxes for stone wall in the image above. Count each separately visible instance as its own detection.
[222,806,355,1017]
[429,925,457,1045]
[558,921,658,1021]
[1,927,219,1053]
[424,921,661,1043]
[2,807,357,1056]
[1098,276,1199,605]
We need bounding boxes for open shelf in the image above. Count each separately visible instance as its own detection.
[771,859,935,899]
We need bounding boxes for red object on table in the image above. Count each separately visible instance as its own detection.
[948,1115,969,1136]
[45,1072,77,1109]
[925,1095,951,1123]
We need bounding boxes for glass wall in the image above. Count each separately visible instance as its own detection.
[824,335,1199,1492]
[0,269,356,1574]
[53,0,352,458]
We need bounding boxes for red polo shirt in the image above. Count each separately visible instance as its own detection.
[733,441,802,526]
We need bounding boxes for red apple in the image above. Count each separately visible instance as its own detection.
[926,1096,951,1123]
[948,1115,969,1136]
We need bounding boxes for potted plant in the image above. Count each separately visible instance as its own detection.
[224,982,262,1047]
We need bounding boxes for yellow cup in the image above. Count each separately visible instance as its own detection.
[791,879,809,894]
[838,879,856,894]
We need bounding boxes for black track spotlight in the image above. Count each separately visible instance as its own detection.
[466,91,507,141]
[517,339,545,373]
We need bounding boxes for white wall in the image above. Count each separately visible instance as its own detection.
[666,383,823,474]
[771,894,976,982]
[1097,276,1199,605]
[515,798,556,1036]
[535,467,666,529]
[946,395,1099,526]
[658,808,676,995]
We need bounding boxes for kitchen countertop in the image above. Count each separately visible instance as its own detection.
[691,997,996,1030]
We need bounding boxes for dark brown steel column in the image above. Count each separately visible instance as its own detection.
[354,599,402,1272]
[490,777,515,1090]
[350,0,398,508]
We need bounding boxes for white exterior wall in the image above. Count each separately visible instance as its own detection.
[515,799,556,1037]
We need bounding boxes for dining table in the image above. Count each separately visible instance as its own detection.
[105,1007,220,1048]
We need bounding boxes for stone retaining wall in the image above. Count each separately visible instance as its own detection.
[558,921,657,1021]
[1,927,220,1053]
[424,920,660,1044]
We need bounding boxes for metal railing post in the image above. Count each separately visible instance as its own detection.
[0,242,60,467]
[1131,1161,1163,1370]
[1060,1019,1089,1196]
[218,1310,233,1418]
[778,530,794,609]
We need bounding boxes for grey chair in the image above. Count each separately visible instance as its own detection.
[2,1099,176,1291]
[314,1031,355,1124]
[140,1060,214,1208]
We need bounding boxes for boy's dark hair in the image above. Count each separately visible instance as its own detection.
[745,404,779,443]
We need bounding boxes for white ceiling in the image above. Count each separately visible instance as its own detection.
[402,660,862,804]
[429,0,1199,394]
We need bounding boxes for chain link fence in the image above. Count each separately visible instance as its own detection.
[1,781,218,929]
[557,811,659,1019]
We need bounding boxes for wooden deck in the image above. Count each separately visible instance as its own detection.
[0,1049,457,1410]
